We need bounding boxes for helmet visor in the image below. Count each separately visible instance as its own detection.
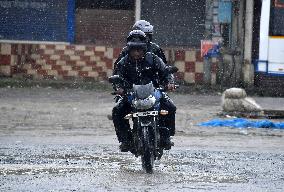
[127,42,147,51]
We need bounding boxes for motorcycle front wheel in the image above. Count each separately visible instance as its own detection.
[141,126,155,174]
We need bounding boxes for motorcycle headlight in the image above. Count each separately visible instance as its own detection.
[133,95,156,110]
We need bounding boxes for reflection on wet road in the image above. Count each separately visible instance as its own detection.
[1,143,283,191]
[0,87,284,191]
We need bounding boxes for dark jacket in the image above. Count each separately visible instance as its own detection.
[114,42,167,67]
[113,52,173,89]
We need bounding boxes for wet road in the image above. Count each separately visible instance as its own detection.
[0,87,284,191]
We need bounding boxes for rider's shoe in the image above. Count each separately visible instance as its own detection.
[162,137,174,150]
[119,141,132,152]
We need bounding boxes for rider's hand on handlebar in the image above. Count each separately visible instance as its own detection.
[167,83,176,91]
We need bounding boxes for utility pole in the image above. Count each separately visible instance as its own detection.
[204,0,221,86]
[243,0,254,86]
[204,0,214,85]
[135,0,141,22]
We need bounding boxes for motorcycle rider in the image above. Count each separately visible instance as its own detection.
[112,30,176,152]
[114,20,167,67]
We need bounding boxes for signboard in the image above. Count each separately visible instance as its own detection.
[0,0,75,42]
[201,40,220,57]
[218,0,232,24]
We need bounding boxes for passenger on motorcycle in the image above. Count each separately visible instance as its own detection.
[114,20,167,68]
[112,30,176,152]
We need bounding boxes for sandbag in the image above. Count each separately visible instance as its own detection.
[223,88,247,99]
[222,88,262,112]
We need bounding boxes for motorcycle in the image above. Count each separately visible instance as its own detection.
[109,66,178,173]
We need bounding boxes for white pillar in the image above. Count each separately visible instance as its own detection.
[135,0,141,21]
[243,0,254,85]
[259,0,271,62]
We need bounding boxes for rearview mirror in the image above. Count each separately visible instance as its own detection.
[108,75,123,84]
[167,66,179,74]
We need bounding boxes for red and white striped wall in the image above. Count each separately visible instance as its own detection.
[0,43,217,84]
[164,49,218,84]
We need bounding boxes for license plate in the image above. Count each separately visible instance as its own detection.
[133,111,158,117]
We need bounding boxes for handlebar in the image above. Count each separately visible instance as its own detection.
[111,84,179,95]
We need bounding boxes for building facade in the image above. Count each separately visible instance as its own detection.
[0,0,210,84]
[1,0,281,90]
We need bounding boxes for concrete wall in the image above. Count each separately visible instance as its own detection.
[0,43,217,84]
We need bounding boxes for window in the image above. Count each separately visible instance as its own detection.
[270,0,284,36]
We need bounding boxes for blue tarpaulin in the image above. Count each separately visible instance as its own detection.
[198,118,284,129]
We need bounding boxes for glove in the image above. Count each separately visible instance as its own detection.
[167,83,175,91]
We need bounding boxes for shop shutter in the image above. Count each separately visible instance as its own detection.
[0,0,74,42]
[141,0,206,47]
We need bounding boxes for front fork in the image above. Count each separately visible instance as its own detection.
[134,115,160,157]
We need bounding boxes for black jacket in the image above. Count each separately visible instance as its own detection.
[114,42,167,67]
[113,52,173,89]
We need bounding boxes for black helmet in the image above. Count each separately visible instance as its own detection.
[132,20,153,34]
[126,30,147,51]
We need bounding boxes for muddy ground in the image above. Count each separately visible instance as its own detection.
[0,87,283,191]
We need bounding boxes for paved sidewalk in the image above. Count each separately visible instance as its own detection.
[254,97,284,110]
